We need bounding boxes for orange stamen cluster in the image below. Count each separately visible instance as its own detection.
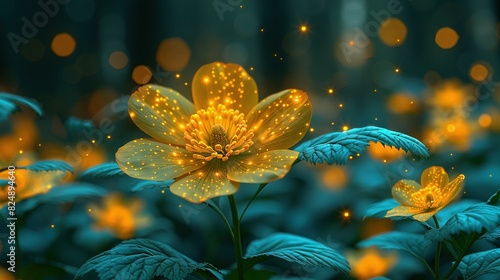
[184,104,254,161]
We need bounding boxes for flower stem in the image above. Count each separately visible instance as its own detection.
[442,233,477,280]
[228,195,244,280]
[239,183,268,222]
[205,201,234,239]
[432,215,442,280]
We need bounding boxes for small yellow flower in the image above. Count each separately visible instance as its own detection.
[88,193,150,240]
[116,62,312,203]
[386,166,465,222]
[346,247,397,280]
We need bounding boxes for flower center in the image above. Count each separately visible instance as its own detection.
[411,186,443,210]
[184,104,254,161]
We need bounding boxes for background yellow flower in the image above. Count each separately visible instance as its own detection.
[346,247,397,280]
[386,166,465,222]
[88,193,150,240]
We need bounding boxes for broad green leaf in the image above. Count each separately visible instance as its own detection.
[65,116,94,140]
[78,162,125,179]
[295,126,429,165]
[75,238,220,280]
[480,227,500,240]
[244,233,350,274]
[364,199,399,219]
[130,180,173,192]
[358,232,431,260]
[457,248,500,280]
[227,269,276,280]
[0,92,43,120]
[16,183,107,215]
[15,160,74,173]
[487,189,500,206]
[425,203,500,241]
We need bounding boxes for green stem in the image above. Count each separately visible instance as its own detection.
[432,216,442,280]
[205,201,234,239]
[228,195,244,280]
[442,233,477,280]
[239,183,268,222]
[419,256,436,279]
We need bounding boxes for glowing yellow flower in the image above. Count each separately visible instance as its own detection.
[116,62,312,203]
[386,166,465,222]
[346,247,397,280]
[88,193,150,240]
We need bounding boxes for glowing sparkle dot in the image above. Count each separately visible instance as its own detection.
[395,68,400,73]
[88,208,92,212]
[300,25,308,32]
[260,28,264,32]
[130,112,136,118]
[107,135,111,139]
[348,40,355,46]
[91,139,96,144]
[339,103,343,108]
[184,82,188,86]
[51,224,55,228]
[203,77,209,83]
[343,211,350,217]
[161,190,165,194]
[175,74,180,78]
[19,150,23,154]
[309,128,315,132]
[328,88,334,94]
[342,126,349,131]
[19,138,22,141]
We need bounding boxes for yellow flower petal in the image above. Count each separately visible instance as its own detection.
[116,138,205,181]
[191,62,258,114]
[390,179,421,207]
[129,84,195,146]
[170,162,239,203]
[421,166,449,189]
[385,205,423,218]
[441,174,465,203]
[226,150,299,183]
[246,89,312,152]
[413,211,439,222]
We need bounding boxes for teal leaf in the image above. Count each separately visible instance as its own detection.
[295,126,429,165]
[0,92,43,120]
[457,248,500,280]
[425,203,500,241]
[0,179,9,186]
[358,232,431,260]
[75,238,220,280]
[364,199,399,219]
[131,180,173,192]
[16,183,107,215]
[244,233,350,274]
[78,162,125,179]
[487,189,500,206]
[480,227,500,240]
[15,160,74,173]
[65,116,94,140]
